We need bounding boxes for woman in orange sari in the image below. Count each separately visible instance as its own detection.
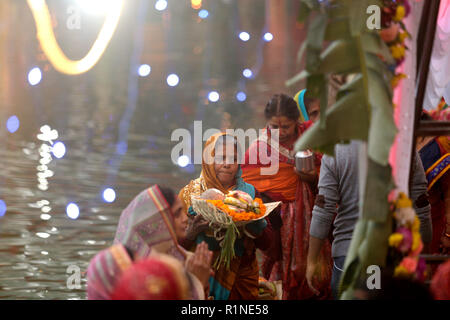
[179,133,273,300]
[241,93,332,300]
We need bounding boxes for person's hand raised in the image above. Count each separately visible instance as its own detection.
[186,241,213,288]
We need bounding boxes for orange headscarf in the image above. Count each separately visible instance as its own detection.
[179,132,242,208]
[200,132,238,194]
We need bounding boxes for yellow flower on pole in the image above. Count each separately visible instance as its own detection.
[390,45,405,60]
[398,31,409,43]
[389,233,404,247]
[412,216,420,233]
[411,232,421,252]
[394,265,410,277]
[394,5,406,21]
[396,192,412,209]
[391,73,406,88]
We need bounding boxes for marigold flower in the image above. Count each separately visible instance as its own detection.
[388,233,403,247]
[394,5,406,21]
[390,44,405,60]
[412,215,420,233]
[391,73,406,87]
[206,198,266,222]
[394,265,411,277]
[411,231,423,253]
[398,31,409,42]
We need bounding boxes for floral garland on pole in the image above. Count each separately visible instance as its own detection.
[387,193,427,281]
[379,0,411,88]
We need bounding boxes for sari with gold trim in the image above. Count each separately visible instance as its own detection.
[112,185,204,299]
[241,122,332,300]
[419,136,450,253]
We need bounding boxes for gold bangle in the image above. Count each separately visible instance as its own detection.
[445,232,450,239]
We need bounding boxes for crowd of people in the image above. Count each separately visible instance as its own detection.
[86,91,450,300]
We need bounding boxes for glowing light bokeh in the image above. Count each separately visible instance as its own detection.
[52,141,66,159]
[243,68,253,78]
[167,74,180,87]
[198,9,208,19]
[208,91,220,102]
[102,188,116,203]
[40,214,51,221]
[239,31,250,42]
[177,155,190,168]
[66,203,80,220]
[6,116,20,133]
[0,200,6,217]
[138,64,151,77]
[155,0,168,11]
[27,0,124,75]
[236,91,247,102]
[191,0,202,9]
[263,32,274,42]
[36,232,50,239]
[28,67,42,85]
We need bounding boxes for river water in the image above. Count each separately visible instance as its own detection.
[0,0,302,299]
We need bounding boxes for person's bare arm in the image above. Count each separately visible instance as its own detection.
[306,155,338,295]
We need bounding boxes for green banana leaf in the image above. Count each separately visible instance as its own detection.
[295,90,369,155]
[292,0,399,300]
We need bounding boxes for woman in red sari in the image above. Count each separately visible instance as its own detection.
[241,93,332,300]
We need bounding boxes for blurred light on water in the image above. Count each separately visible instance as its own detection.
[66,203,80,220]
[28,67,42,86]
[177,155,190,168]
[167,74,180,87]
[239,31,250,41]
[243,68,253,78]
[198,9,208,19]
[236,91,247,102]
[138,64,151,77]
[155,0,168,11]
[40,214,51,221]
[208,91,220,102]
[36,232,50,239]
[102,188,116,203]
[0,200,6,217]
[263,32,274,42]
[6,116,20,133]
[52,141,66,159]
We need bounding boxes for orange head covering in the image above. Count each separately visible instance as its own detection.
[200,132,240,194]
[179,132,253,209]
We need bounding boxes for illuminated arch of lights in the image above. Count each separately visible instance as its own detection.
[26,0,124,75]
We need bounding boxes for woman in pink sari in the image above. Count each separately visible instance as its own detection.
[87,185,212,300]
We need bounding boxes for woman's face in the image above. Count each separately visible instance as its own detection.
[214,142,239,188]
[171,197,188,240]
[307,99,320,123]
[267,116,297,144]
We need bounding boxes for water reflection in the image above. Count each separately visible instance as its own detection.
[0,0,302,300]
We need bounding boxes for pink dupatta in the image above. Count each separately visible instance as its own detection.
[113,185,187,261]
